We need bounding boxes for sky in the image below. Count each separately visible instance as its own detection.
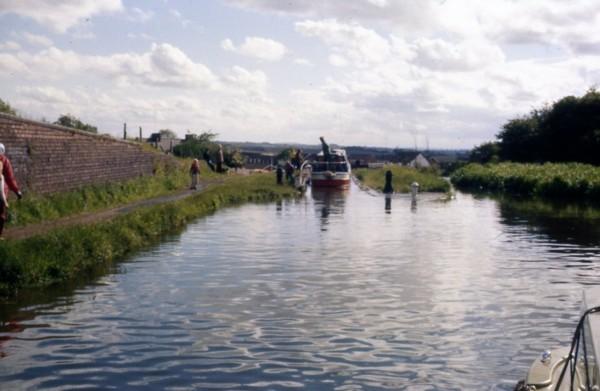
[1,0,600,149]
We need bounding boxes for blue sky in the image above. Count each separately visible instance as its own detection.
[1,0,600,149]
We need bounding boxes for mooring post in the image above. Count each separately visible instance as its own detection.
[383,170,393,194]
[411,182,419,202]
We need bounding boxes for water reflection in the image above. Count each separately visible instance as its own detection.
[311,187,348,231]
[1,188,599,390]
[384,194,391,213]
[497,197,600,247]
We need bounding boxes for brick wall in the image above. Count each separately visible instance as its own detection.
[0,113,175,194]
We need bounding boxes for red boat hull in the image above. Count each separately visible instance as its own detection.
[311,178,351,188]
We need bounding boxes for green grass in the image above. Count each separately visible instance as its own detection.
[450,162,600,200]
[0,173,297,298]
[8,159,218,227]
[354,165,450,193]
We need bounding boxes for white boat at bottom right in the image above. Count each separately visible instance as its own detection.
[515,287,600,390]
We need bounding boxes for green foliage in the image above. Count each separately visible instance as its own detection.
[225,149,245,168]
[493,89,600,164]
[54,114,98,133]
[451,162,600,200]
[0,98,17,116]
[7,159,216,227]
[0,174,298,297]
[159,129,177,138]
[354,165,450,193]
[276,147,295,162]
[173,131,218,158]
[469,141,500,163]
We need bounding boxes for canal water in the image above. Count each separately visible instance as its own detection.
[1,183,600,390]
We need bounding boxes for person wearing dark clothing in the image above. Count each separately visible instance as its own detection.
[0,143,22,238]
[285,160,295,184]
[319,136,332,162]
[292,149,304,169]
[203,150,216,172]
[276,165,283,185]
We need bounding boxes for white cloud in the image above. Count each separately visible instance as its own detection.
[328,53,348,67]
[295,19,390,67]
[169,9,191,28]
[0,43,218,89]
[127,33,153,41]
[129,7,154,22]
[222,66,269,98]
[0,41,21,51]
[224,0,437,31]
[3,0,600,148]
[293,58,313,67]
[410,37,505,72]
[17,85,71,104]
[221,36,287,62]
[0,0,123,33]
[22,32,53,47]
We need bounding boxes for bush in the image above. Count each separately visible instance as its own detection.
[450,162,600,200]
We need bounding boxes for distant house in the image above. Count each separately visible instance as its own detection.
[239,150,276,169]
[147,132,181,153]
[408,153,431,169]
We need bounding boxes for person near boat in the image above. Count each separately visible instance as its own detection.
[0,143,22,238]
[292,149,304,169]
[319,136,332,162]
[285,160,295,184]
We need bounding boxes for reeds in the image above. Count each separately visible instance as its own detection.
[450,163,600,199]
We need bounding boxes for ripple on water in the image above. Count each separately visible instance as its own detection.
[1,187,599,390]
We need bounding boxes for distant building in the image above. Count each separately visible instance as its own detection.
[239,150,276,169]
[408,153,431,168]
[147,132,181,153]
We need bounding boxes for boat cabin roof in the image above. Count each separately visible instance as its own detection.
[315,149,347,162]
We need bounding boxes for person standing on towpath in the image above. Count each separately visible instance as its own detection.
[189,159,200,190]
[216,144,224,173]
[0,143,22,238]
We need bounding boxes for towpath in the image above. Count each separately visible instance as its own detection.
[3,178,227,241]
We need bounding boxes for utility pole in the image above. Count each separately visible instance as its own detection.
[139,126,142,142]
[123,122,127,140]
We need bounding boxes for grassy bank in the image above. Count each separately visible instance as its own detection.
[354,166,450,193]
[0,174,297,298]
[450,162,600,200]
[8,159,217,227]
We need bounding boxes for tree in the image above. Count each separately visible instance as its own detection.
[54,114,98,133]
[173,131,218,158]
[0,98,17,116]
[224,149,245,169]
[469,142,500,163]
[485,88,600,165]
[496,116,541,162]
[275,147,295,162]
[159,129,177,139]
